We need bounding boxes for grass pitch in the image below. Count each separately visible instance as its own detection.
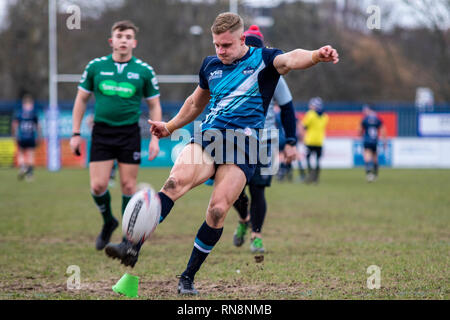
[0,168,448,300]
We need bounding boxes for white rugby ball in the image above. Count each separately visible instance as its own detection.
[122,186,161,245]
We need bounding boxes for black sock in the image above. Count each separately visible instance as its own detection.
[374,163,379,176]
[181,221,223,280]
[233,189,249,221]
[249,185,266,233]
[92,190,115,224]
[158,191,174,224]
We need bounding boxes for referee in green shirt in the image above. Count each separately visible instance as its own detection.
[70,20,162,250]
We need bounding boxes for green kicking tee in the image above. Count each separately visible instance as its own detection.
[78,55,160,126]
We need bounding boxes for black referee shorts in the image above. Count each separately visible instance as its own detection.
[90,122,141,164]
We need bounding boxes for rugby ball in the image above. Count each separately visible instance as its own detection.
[122,186,161,245]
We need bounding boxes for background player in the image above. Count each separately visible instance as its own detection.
[360,104,387,182]
[298,97,328,184]
[106,12,339,295]
[231,25,298,254]
[295,115,308,183]
[12,93,40,181]
[275,104,294,182]
[70,20,162,251]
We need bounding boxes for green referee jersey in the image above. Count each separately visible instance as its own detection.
[78,54,160,126]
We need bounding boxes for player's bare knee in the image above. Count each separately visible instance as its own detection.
[207,206,225,228]
[91,183,108,196]
[121,181,135,196]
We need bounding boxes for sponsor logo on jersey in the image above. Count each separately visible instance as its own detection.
[127,72,140,80]
[99,80,136,98]
[242,67,255,75]
[208,70,223,81]
[100,71,114,76]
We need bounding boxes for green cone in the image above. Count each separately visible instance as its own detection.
[112,273,139,298]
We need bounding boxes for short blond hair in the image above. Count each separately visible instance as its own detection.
[211,12,244,34]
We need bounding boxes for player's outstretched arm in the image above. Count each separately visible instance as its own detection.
[148,86,210,138]
[274,45,339,75]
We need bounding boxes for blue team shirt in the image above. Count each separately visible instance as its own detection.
[15,109,38,141]
[198,46,283,132]
[361,115,382,144]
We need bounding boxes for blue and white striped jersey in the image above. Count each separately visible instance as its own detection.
[198,46,283,132]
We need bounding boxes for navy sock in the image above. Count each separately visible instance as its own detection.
[158,191,174,224]
[181,221,223,280]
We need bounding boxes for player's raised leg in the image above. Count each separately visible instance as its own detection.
[158,142,216,224]
[90,160,118,250]
[178,164,246,295]
[105,143,216,267]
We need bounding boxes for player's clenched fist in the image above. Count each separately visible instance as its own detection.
[148,119,171,138]
[313,45,339,64]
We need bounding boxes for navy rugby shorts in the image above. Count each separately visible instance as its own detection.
[190,128,259,183]
[363,142,378,153]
